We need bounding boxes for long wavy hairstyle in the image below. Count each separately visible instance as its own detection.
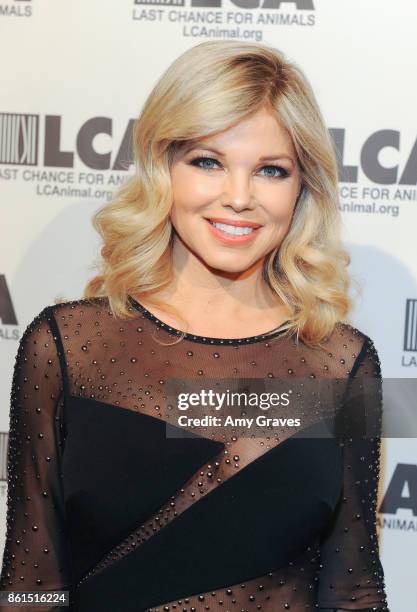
[83,40,358,347]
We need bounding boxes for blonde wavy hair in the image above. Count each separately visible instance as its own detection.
[84,40,358,347]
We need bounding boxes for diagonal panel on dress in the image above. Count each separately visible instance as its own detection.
[74,418,343,612]
[63,395,226,584]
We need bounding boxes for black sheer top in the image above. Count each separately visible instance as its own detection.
[0,297,389,611]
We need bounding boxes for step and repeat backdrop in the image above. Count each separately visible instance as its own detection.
[1,1,416,609]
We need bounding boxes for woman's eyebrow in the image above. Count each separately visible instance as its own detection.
[184,144,295,164]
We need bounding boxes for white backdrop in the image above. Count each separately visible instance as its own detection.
[1,1,416,610]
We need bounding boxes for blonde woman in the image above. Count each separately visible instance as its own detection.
[0,41,389,612]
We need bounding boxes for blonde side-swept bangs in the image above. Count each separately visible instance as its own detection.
[83,40,359,348]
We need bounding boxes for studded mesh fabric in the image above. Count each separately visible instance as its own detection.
[0,297,389,611]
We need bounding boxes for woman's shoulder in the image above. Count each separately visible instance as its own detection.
[330,320,381,376]
[49,295,110,312]
[36,296,112,320]
[21,297,113,336]
[332,320,373,344]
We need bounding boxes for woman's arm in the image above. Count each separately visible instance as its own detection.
[0,307,73,611]
[318,335,389,611]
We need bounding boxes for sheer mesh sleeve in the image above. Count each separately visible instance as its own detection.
[317,335,389,612]
[0,307,73,610]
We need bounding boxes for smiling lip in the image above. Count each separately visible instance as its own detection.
[205,217,262,229]
[205,218,260,245]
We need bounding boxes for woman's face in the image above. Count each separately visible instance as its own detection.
[169,106,302,275]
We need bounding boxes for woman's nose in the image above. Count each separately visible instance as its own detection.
[222,171,256,210]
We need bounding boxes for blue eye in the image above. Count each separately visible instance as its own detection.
[259,165,289,179]
[190,157,220,170]
[189,156,289,179]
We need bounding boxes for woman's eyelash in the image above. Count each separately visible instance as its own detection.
[188,156,289,179]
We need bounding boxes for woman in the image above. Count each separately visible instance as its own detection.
[0,41,389,611]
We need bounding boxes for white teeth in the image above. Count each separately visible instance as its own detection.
[209,221,255,236]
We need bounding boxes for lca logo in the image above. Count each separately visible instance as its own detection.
[0,114,134,170]
[0,113,38,165]
[402,299,417,367]
[0,275,18,328]
[404,299,417,351]
[379,463,417,532]
[0,433,8,483]
[380,463,417,516]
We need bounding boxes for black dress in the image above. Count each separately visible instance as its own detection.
[0,297,389,611]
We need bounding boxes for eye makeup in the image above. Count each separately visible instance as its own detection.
[188,154,291,179]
